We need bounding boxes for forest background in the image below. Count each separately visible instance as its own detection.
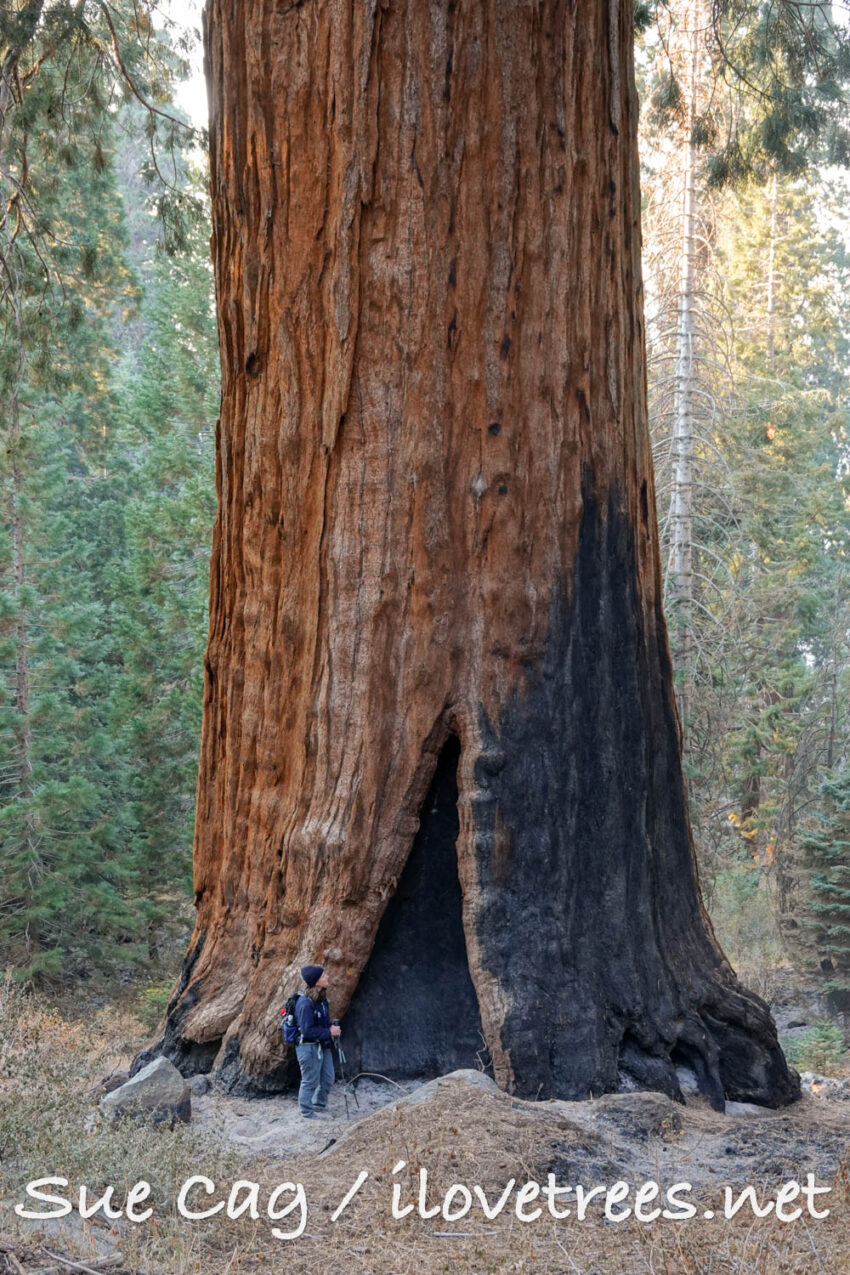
[1,0,850,1077]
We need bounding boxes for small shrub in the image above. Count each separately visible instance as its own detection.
[137,979,174,1029]
[784,1019,847,1075]
[708,865,788,998]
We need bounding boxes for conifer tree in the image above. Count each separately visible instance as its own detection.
[153,0,800,1110]
[716,176,850,882]
[0,2,201,978]
[108,175,217,956]
[641,1,850,908]
[799,769,850,1008]
[0,115,138,975]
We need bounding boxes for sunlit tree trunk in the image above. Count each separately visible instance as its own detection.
[766,172,778,370]
[666,0,706,728]
[152,0,798,1110]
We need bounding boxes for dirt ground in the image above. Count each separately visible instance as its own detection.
[188,1065,850,1189]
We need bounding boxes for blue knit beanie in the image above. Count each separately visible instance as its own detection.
[301,964,324,988]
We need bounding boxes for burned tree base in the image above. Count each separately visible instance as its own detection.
[145,492,800,1109]
[455,487,800,1111]
[144,984,797,1111]
[615,990,800,1113]
[343,736,491,1080]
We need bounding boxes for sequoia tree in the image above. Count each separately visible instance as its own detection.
[153,0,800,1109]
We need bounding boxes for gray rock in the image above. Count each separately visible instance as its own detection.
[191,1074,211,1097]
[99,1069,129,1095]
[800,1070,843,1088]
[99,1055,191,1127]
[770,990,828,1035]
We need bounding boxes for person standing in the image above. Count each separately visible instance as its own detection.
[294,964,341,1119]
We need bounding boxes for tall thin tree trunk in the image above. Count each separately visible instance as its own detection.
[826,632,838,773]
[149,0,798,1111]
[766,172,778,371]
[741,181,781,855]
[667,0,702,729]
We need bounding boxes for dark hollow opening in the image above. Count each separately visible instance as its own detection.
[343,735,489,1079]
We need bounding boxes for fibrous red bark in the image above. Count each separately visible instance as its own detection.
[146,0,798,1110]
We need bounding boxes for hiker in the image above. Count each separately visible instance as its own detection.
[294,964,341,1119]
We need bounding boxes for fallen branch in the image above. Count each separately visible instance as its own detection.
[431,1231,497,1238]
[35,1253,124,1275]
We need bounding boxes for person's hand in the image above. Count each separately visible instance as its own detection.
[330,1024,341,1038]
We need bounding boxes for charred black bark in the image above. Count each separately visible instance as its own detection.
[470,477,798,1109]
[344,737,489,1078]
[131,933,222,1078]
[213,1037,299,1097]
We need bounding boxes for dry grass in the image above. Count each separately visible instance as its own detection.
[2,977,850,1274]
[0,974,264,1273]
[251,1082,850,1275]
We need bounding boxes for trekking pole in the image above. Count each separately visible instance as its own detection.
[331,1023,349,1118]
[332,1020,360,1116]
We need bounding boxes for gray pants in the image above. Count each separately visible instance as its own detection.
[296,1041,335,1115]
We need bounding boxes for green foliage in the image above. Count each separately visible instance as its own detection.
[0,2,198,300]
[108,166,217,926]
[707,864,787,982]
[640,2,850,184]
[650,70,684,124]
[709,179,850,881]
[798,769,850,998]
[0,89,141,977]
[783,1020,847,1076]
[0,6,215,982]
[635,1,655,32]
[644,50,850,954]
[137,979,175,1029]
[707,1,850,181]
[0,160,216,976]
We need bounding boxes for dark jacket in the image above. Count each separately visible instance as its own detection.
[295,991,332,1043]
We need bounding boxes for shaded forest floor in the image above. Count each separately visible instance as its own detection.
[2,979,850,1274]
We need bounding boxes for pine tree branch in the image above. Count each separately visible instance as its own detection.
[98,2,193,134]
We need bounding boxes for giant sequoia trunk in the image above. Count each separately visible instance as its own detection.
[152,0,799,1109]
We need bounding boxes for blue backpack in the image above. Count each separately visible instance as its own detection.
[280,992,302,1044]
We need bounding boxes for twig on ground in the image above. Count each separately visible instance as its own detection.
[348,1071,411,1094]
[803,1218,827,1274]
[39,1252,124,1275]
[555,1237,583,1272]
